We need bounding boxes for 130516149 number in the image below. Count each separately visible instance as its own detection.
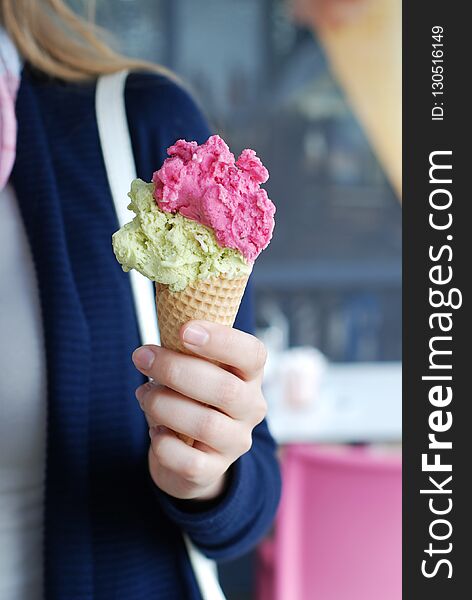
[432,26,444,98]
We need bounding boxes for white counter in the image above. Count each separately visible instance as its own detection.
[265,362,402,444]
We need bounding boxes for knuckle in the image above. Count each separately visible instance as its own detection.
[146,386,171,420]
[219,376,242,410]
[253,395,268,424]
[239,431,253,454]
[146,389,164,420]
[221,327,238,354]
[140,382,157,410]
[181,453,207,485]
[197,411,220,443]
[158,355,180,388]
[253,338,268,369]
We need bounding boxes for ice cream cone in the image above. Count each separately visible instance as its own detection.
[155,274,249,445]
[112,135,275,449]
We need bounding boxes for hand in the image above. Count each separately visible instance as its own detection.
[132,321,268,501]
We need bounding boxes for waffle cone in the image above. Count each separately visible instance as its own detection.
[155,275,249,354]
[155,274,249,446]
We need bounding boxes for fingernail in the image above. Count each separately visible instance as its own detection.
[182,324,209,346]
[135,386,145,406]
[149,425,166,438]
[133,347,155,370]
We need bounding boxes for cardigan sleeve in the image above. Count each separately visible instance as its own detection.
[155,419,281,560]
[125,72,281,559]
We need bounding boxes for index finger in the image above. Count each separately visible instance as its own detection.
[180,320,267,380]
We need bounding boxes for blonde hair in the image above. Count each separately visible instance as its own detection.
[0,0,171,82]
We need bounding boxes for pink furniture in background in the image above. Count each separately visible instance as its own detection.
[257,445,402,600]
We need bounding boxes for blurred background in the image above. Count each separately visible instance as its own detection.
[72,0,402,598]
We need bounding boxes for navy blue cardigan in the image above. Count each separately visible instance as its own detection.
[11,68,281,600]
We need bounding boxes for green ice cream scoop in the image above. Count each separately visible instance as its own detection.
[112,179,252,292]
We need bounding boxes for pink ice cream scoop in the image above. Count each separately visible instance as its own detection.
[152,135,275,262]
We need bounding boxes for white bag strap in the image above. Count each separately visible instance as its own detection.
[96,70,159,346]
[96,70,226,600]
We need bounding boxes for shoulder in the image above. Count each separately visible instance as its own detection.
[124,71,212,179]
[125,71,200,116]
